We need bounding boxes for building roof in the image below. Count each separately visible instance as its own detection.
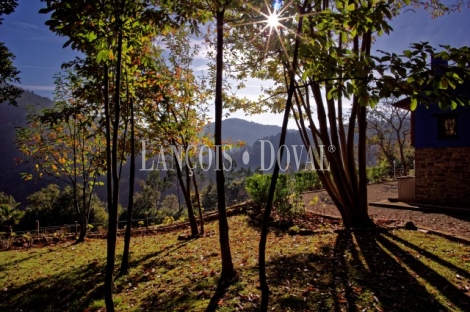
[393,97,411,111]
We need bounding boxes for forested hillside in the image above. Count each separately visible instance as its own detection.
[0,90,55,205]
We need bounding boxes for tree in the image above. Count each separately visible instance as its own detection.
[0,0,22,105]
[19,185,107,231]
[367,98,414,175]
[227,0,470,309]
[39,0,210,308]
[16,71,105,241]
[213,0,236,281]
[232,0,470,229]
[161,194,179,212]
[129,171,175,220]
[138,25,211,237]
[0,192,23,233]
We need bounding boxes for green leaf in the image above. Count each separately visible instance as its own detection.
[410,97,418,111]
[327,87,336,100]
[96,50,108,63]
[86,32,97,42]
[438,77,448,89]
[336,0,344,10]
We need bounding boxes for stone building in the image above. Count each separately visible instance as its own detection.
[394,61,470,208]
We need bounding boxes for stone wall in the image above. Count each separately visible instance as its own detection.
[415,147,470,207]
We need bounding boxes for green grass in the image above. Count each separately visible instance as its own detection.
[1,215,470,311]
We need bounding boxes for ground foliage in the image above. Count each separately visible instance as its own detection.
[1,214,470,311]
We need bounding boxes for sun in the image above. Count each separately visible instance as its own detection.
[267,12,280,28]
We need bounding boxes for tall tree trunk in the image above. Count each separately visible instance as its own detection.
[215,6,235,281]
[121,96,135,275]
[72,116,83,242]
[105,1,124,310]
[353,104,373,228]
[103,64,114,310]
[79,206,87,241]
[79,132,88,242]
[258,7,304,310]
[184,164,199,236]
[188,158,204,235]
[192,170,204,235]
[173,150,198,237]
[349,31,373,228]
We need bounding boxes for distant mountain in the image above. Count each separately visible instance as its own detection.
[203,118,289,146]
[0,90,56,205]
[0,96,385,207]
[236,131,306,171]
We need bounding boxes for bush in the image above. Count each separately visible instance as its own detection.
[293,171,322,192]
[18,185,107,231]
[245,173,305,220]
[366,162,390,183]
[244,174,272,205]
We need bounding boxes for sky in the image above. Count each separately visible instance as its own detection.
[1,0,469,128]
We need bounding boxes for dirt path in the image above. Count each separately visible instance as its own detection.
[303,181,470,238]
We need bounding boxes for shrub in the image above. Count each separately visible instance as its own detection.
[162,216,174,225]
[245,173,305,220]
[293,171,322,192]
[245,173,272,205]
[366,161,390,183]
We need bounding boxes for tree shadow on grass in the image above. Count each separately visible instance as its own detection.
[126,239,190,270]
[351,231,449,311]
[373,232,470,310]
[136,264,223,311]
[1,241,195,312]
[128,237,224,311]
[0,242,74,273]
[264,230,469,311]
[204,274,239,312]
[0,261,105,312]
[383,231,470,281]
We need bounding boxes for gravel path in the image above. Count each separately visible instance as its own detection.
[303,181,470,238]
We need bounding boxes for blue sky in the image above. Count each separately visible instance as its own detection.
[1,1,469,126]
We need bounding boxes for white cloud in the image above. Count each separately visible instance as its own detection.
[19,85,55,91]
[17,65,62,70]
[12,21,43,31]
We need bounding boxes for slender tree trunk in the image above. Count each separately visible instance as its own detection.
[184,165,199,237]
[187,157,204,234]
[215,6,235,281]
[258,8,304,310]
[121,96,135,275]
[105,1,124,310]
[354,104,373,228]
[72,117,84,242]
[173,151,198,237]
[191,169,204,235]
[79,206,87,241]
[354,31,373,228]
[79,133,88,242]
[103,64,114,310]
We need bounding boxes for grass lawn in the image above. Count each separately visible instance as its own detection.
[1,214,470,311]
